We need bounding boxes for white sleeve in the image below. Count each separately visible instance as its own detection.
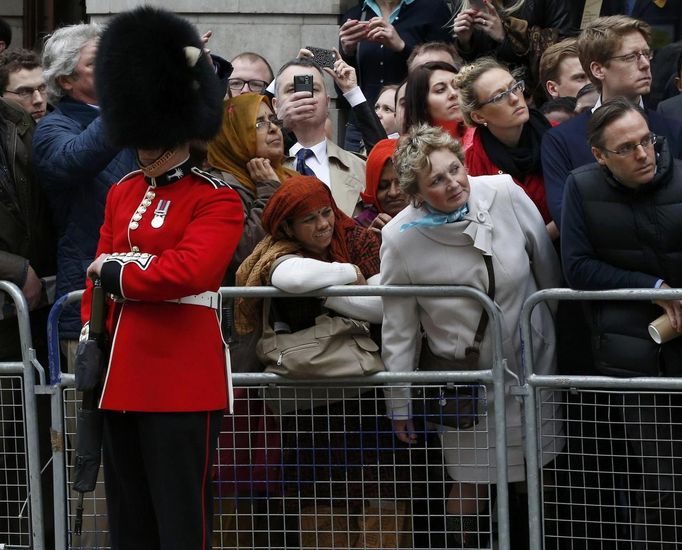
[343,86,366,108]
[270,256,357,293]
[323,273,383,323]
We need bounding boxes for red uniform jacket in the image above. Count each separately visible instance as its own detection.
[465,127,552,223]
[81,165,243,412]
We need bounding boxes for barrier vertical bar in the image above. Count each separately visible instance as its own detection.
[0,281,44,550]
[50,384,67,550]
[520,294,542,550]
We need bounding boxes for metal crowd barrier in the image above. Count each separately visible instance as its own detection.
[521,288,682,550]
[0,281,45,550]
[46,285,511,550]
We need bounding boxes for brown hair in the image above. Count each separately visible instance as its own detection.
[539,38,579,97]
[407,41,460,72]
[587,97,648,149]
[577,15,652,89]
[0,48,41,93]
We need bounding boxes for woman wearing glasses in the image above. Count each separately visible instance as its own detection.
[207,93,297,284]
[457,57,558,239]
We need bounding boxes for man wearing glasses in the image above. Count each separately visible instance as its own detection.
[0,49,48,120]
[227,52,273,97]
[561,98,682,547]
[542,15,682,230]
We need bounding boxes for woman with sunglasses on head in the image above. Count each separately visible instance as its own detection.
[457,57,558,239]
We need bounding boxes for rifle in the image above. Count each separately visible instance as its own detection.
[72,279,107,535]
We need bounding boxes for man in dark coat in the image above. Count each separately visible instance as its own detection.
[562,97,682,547]
[0,97,55,359]
[0,93,57,549]
[32,23,137,357]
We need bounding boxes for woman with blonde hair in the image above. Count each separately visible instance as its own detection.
[457,57,558,238]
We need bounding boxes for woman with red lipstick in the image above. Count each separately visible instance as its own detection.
[457,57,558,239]
[403,61,474,149]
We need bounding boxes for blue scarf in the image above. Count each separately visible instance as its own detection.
[400,203,469,232]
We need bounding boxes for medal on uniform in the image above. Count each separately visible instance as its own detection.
[151,199,171,229]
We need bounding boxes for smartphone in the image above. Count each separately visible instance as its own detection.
[305,46,337,70]
[294,74,314,95]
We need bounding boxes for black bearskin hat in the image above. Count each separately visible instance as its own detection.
[95,6,224,150]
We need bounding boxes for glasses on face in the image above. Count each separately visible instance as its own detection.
[601,132,657,156]
[255,115,283,132]
[479,80,525,106]
[607,50,654,64]
[228,78,268,93]
[5,83,47,99]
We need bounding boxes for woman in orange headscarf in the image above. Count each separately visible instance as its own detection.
[236,175,382,335]
[354,138,409,232]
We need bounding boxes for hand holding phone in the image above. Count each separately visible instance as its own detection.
[305,46,337,70]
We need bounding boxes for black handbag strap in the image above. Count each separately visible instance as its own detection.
[471,255,495,350]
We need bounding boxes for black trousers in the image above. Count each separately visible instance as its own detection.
[613,392,682,549]
[102,409,222,550]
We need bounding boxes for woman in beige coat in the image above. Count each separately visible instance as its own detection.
[380,124,562,547]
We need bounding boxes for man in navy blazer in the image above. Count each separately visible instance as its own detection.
[541,15,682,230]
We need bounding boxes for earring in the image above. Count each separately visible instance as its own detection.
[483,122,488,127]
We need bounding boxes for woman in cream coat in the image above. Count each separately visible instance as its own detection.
[381,124,562,547]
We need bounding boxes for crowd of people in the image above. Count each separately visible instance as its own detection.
[2,1,682,548]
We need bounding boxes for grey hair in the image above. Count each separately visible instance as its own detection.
[42,23,101,103]
[393,123,464,198]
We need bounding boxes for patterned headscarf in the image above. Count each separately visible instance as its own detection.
[262,175,356,263]
[207,92,296,191]
[235,176,358,334]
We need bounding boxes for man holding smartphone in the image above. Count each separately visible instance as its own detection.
[273,58,366,216]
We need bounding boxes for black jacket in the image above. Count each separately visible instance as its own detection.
[0,98,57,359]
[561,139,682,376]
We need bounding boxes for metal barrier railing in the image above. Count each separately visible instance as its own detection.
[0,281,45,550]
[520,288,682,549]
[47,284,511,550]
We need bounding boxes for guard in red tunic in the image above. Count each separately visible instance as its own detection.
[80,7,243,549]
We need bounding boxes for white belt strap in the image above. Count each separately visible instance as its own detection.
[165,291,221,309]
